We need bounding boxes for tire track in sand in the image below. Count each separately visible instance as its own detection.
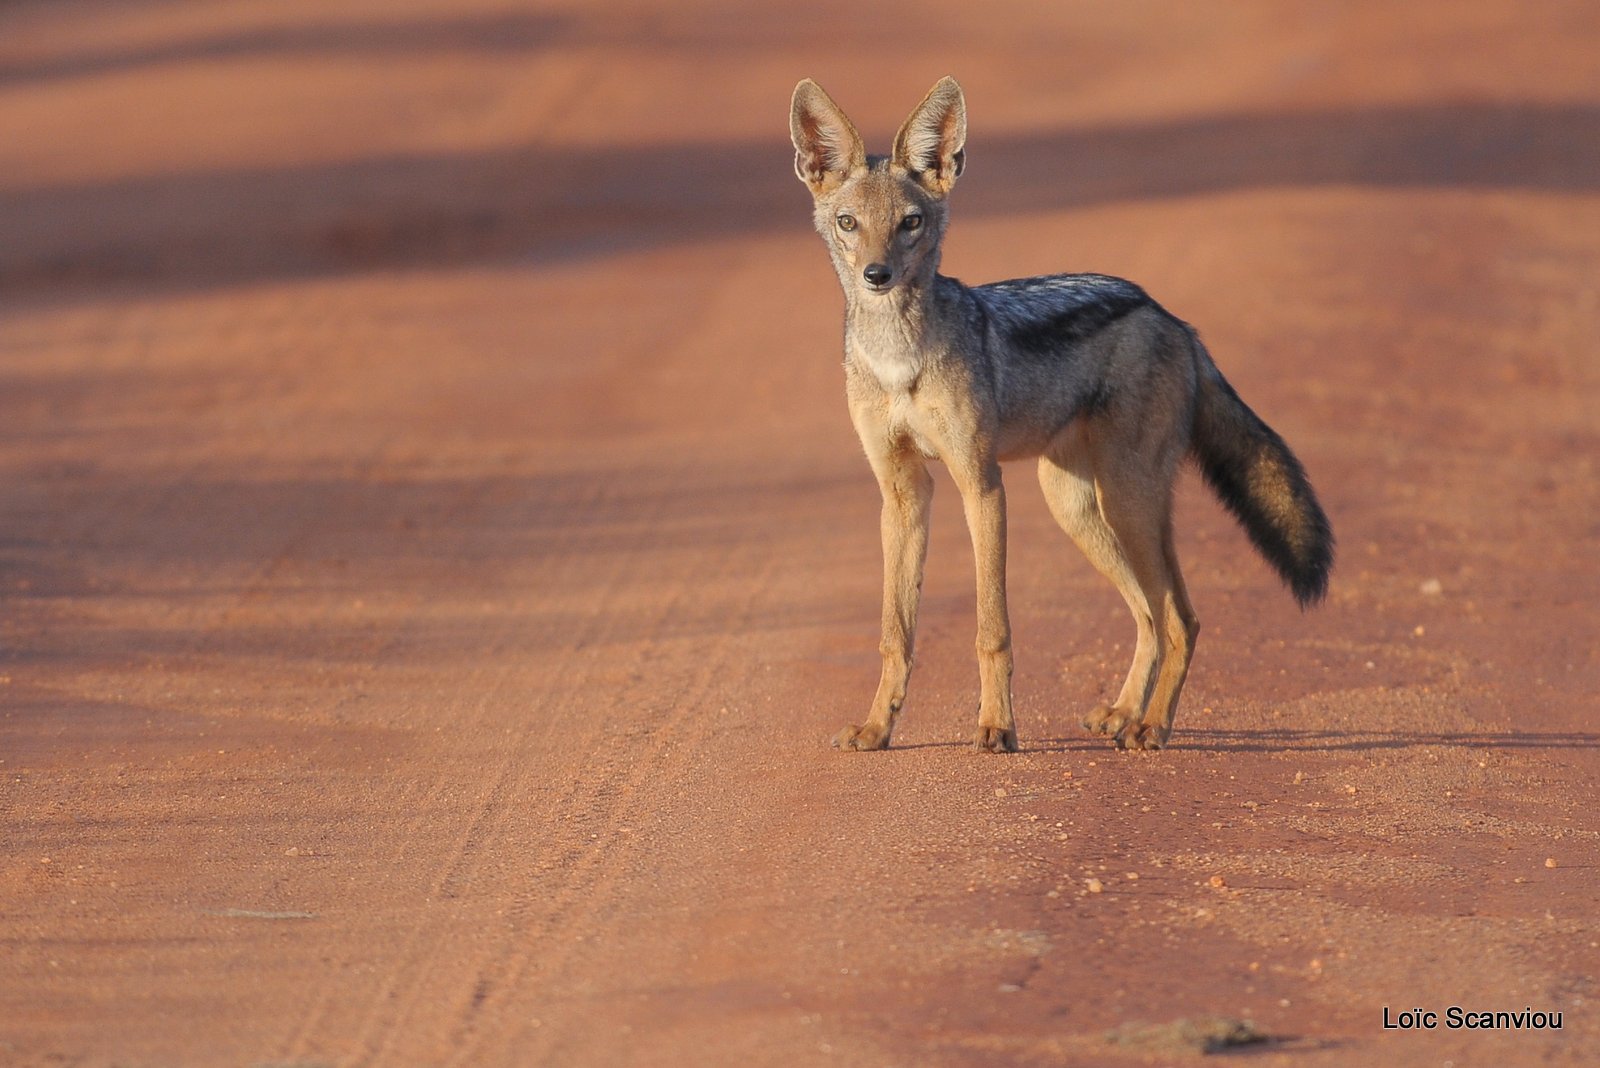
[289,462,773,1066]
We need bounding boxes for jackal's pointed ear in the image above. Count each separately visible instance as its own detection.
[791,79,866,195]
[893,76,966,195]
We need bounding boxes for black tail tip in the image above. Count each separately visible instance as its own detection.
[1288,540,1334,609]
[1292,573,1330,609]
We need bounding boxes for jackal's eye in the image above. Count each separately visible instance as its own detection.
[836,214,857,232]
[900,214,923,232]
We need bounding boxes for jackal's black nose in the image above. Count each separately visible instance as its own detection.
[862,263,892,287]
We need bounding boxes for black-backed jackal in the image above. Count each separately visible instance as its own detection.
[791,77,1333,752]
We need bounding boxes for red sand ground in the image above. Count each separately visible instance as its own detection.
[2,2,1597,1065]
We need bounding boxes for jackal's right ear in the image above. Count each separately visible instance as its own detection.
[791,79,866,195]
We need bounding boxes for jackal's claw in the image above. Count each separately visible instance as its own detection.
[833,723,890,751]
[1116,722,1169,752]
[973,726,1019,753]
[1082,703,1134,738]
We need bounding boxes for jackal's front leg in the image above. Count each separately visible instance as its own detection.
[835,452,932,751]
[956,460,1018,753]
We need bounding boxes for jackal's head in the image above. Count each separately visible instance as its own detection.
[790,77,966,299]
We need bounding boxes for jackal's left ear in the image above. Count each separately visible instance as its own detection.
[791,79,866,195]
[893,76,966,195]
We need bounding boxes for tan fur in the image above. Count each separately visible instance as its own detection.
[791,77,1332,753]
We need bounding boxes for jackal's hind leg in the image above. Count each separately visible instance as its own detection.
[1126,531,1199,750]
[1038,441,1196,751]
[1039,452,1148,744]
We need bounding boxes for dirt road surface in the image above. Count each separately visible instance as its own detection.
[3,2,1598,1065]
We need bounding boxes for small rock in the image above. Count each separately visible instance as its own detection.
[1086,878,1104,894]
[1208,875,1228,889]
[1420,578,1443,596]
[994,788,1007,798]
[1545,857,1558,869]
[1105,1016,1269,1054]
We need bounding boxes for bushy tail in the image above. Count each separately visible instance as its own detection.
[1190,344,1334,607]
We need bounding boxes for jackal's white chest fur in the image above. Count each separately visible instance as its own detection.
[846,299,929,395]
[849,338,922,395]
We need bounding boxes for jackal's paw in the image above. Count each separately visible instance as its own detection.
[833,723,891,752]
[1116,721,1170,752]
[973,726,1019,753]
[1082,704,1135,738]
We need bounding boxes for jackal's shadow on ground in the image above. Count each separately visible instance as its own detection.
[1019,728,1600,753]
